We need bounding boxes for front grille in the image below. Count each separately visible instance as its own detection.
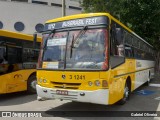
[51,82,81,89]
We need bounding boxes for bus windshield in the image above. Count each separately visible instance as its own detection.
[41,28,108,70]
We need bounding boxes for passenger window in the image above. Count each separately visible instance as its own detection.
[110,21,125,69]
[125,45,134,58]
[0,47,5,63]
[111,22,124,57]
[7,47,22,64]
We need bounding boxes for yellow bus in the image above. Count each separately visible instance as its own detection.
[36,13,155,105]
[0,30,41,94]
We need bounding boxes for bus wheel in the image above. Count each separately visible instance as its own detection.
[145,72,151,86]
[118,83,130,105]
[27,75,37,93]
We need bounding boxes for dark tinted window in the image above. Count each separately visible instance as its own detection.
[7,47,22,64]
[11,0,28,2]
[23,48,39,62]
[111,22,124,56]
[0,47,6,63]
[124,32,133,45]
[125,45,134,58]
[110,21,125,69]
[133,37,139,48]
[69,6,82,10]
[23,40,40,62]
[32,0,47,5]
[51,3,62,7]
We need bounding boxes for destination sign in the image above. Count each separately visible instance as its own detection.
[44,16,108,31]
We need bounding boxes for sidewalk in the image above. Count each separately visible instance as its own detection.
[151,73,160,120]
[150,73,160,85]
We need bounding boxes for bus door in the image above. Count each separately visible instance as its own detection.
[109,22,126,103]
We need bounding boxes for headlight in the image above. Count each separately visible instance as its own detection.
[43,79,47,83]
[88,81,93,86]
[95,80,100,86]
[102,80,108,87]
[39,78,43,83]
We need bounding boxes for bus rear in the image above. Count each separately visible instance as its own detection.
[36,13,111,105]
[0,30,41,94]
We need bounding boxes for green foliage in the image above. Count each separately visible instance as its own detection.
[80,0,109,13]
[80,0,160,50]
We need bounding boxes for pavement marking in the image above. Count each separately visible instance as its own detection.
[155,97,160,101]
[134,90,156,96]
[149,84,160,87]
[154,101,160,120]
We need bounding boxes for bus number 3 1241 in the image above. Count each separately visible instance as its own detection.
[69,75,85,80]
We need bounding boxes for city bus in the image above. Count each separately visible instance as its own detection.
[36,13,155,105]
[0,30,41,94]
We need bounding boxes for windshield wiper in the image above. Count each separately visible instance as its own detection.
[70,26,88,58]
[43,29,55,49]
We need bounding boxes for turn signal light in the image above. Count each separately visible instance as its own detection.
[102,80,108,87]
[95,80,101,86]
[39,78,47,83]
[43,79,47,83]
[39,78,43,83]
[88,81,93,86]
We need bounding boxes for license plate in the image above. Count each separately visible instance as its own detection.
[56,90,68,95]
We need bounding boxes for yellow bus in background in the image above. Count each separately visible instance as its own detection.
[0,30,41,94]
[36,13,155,105]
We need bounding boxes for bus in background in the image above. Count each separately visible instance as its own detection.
[0,30,41,94]
[36,13,155,105]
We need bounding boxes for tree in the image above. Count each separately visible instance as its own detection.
[80,0,109,13]
[80,0,160,71]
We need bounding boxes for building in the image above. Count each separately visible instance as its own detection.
[0,0,82,34]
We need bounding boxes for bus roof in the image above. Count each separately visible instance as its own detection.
[46,13,152,47]
[46,13,110,23]
[0,29,42,42]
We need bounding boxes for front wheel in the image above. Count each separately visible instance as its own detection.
[118,83,130,105]
[27,75,37,93]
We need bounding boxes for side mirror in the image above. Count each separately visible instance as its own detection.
[33,33,37,48]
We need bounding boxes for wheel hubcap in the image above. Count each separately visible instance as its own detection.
[124,86,129,100]
[31,80,37,89]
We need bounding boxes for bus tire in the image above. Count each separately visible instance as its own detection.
[118,82,130,105]
[145,72,151,86]
[27,75,37,94]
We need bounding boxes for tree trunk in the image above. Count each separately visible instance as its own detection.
[155,51,160,73]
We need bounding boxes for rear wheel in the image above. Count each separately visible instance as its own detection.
[27,75,37,93]
[145,72,151,86]
[118,83,130,105]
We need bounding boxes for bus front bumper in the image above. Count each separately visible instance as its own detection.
[36,85,109,105]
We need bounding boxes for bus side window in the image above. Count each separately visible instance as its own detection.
[0,47,6,63]
[0,47,4,63]
[111,23,124,57]
[7,47,22,64]
[125,45,134,58]
[110,21,125,69]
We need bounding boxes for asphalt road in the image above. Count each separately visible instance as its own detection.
[0,80,160,120]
